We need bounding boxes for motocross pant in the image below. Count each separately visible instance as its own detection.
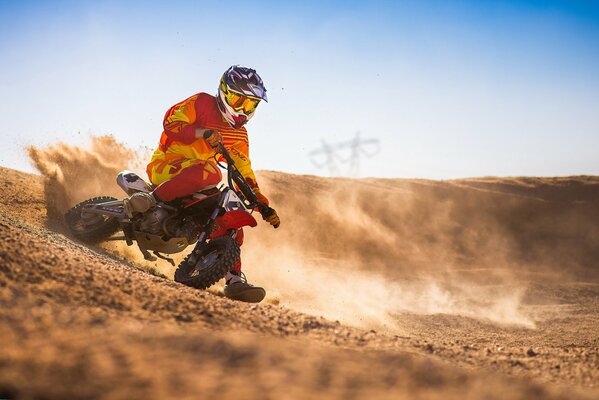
[147,156,244,273]
[147,156,222,202]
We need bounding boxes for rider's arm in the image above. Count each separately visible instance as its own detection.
[226,137,270,206]
[162,95,201,145]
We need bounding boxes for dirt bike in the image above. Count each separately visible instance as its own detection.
[64,136,278,290]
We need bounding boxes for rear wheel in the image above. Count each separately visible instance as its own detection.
[65,196,120,243]
[174,236,240,290]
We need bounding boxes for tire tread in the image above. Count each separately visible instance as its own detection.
[174,236,239,290]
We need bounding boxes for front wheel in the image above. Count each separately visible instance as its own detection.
[174,236,240,290]
[64,196,120,244]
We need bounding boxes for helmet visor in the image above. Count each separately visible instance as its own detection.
[222,83,260,114]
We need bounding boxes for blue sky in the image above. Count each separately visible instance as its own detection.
[0,0,598,178]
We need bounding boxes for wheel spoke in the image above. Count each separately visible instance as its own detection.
[189,249,222,277]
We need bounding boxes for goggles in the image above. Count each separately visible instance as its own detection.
[221,82,260,114]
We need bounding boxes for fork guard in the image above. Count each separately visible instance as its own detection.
[209,210,257,238]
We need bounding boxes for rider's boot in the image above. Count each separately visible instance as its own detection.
[224,271,266,303]
[123,192,157,217]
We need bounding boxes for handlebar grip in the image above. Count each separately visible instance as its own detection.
[203,129,223,151]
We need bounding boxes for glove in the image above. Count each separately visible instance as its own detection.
[202,129,222,149]
[260,207,280,228]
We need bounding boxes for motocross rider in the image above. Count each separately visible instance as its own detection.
[124,65,280,303]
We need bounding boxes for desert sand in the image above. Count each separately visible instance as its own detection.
[0,137,598,399]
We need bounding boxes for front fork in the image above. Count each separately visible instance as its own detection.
[187,192,227,265]
[196,206,221,248]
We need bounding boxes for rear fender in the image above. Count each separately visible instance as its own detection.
[209,210,257,238]
[116,170,153,195]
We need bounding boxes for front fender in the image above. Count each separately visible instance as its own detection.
[209,210,257,238]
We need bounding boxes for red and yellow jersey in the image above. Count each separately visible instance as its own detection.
[147,92,260,189]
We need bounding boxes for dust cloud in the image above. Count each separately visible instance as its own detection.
[244,245,534,329]
[28,137,599,331]
[244,171,599,330]
[28,135,144,219]
[27,135,160,268]
[243,175,537,329]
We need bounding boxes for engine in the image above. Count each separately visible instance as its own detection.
[137,208,200,242]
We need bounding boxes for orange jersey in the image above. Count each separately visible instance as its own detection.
[147,92,260,189]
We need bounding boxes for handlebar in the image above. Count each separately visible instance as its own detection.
[204,130,278,225]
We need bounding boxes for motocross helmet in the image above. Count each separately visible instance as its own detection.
[217,65,267,129]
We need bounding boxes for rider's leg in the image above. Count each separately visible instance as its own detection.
[233,228,244,273]
[152,160,222,202]
[223,228,265,303]
[226,228,244,282]
[126,158,221,215]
